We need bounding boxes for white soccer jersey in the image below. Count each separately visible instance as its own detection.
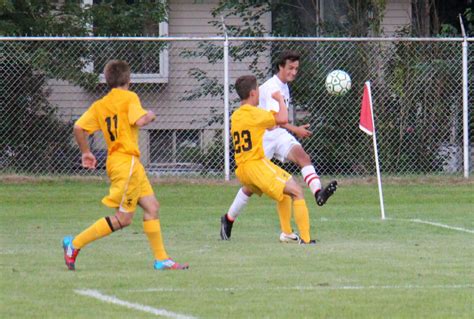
[258,75,290,113]
[258,75,300,162]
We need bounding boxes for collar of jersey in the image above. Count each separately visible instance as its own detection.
[272,74,287,88]
[111,88,129,94]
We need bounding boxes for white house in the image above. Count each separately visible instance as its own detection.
[47,0,412,169]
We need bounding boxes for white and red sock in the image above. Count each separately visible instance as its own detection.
[301,165,321,195]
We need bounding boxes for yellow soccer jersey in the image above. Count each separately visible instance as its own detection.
[75,88,148,157]
[231,104,276,166]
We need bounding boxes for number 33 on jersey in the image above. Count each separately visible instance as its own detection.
[231,104,277,166]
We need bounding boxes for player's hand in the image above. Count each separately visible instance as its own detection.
[81,152,97,169]
[148,111,156,122]
[271,91,284,103]
[293,124,312,138]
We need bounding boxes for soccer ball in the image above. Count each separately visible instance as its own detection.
[325,70,351,95]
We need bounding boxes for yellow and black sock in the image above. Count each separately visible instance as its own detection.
[293,199,311,243]
[277,195,293,235]
[143,219,169,261]
[72,217,114,249]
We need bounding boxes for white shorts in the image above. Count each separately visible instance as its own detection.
[263,128,301,163]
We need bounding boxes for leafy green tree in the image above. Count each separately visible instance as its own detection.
[0,1,167,174]
[181,0,386,175]
[0,61,77,173]
[0,1,87,35]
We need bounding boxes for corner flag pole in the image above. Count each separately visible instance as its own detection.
[359,81,386,220]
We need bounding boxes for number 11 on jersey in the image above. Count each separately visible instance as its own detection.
[105,115,118,141]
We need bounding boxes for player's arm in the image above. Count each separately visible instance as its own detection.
[271,91,288,125]
[73,125,97,169]
[128,93,155,127]
[135,111,156,127]
[269,92,311,138]
[281,123,312,138]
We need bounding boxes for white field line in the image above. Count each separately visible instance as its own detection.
[74,289,197,319]
[318,217,474,234]
[385,217,474,234]
[407,218,474,234]
[129,284,474,293]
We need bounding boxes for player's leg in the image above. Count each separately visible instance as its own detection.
[227,187,253,221]
[262,131,298,240]
[221,186,253,240]
[271,135,303,240]
[286,145,321,194]
[276,193,300,243]
[139,194,188,270]
[248,158,307,243]
[275,190,295,242]
[282,178,314,244]
[286,145,337,206]
[62,209,133,270]
[277,195,293,235]
[72,210,133,249]
[62,155,139,270]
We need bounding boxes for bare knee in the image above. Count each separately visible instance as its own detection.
[295,151,311,168]
[288,146,311,167]
[143,201,160,220]
[283,179,304,200]
[241,186,253,197]
[114,211,134,229]
[291,187,304,200]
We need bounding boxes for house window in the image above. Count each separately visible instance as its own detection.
[82,0,168,83]
[149,130,202,164]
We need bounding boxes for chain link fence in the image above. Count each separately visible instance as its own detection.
[0,37,472,178]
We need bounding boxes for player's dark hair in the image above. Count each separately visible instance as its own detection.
[104,60,131,88]
[276,50,300,71]
[235,75,257,100]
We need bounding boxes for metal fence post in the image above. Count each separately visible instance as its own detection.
[222,26,230,181]
[460,15,470,178]
[462,39,470,178]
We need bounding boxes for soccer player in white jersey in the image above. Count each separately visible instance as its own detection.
[220,51,337,244]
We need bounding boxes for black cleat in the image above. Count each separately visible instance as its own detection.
[315,180,338,206]
[299,239,317,245]
[220,214,233,240]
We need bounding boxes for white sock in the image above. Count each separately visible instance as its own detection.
[227,188,250,220]
[301,165,321,195]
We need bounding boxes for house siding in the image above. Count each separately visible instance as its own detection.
[46,0,412,165]
[382,0,412,35]
[47,0,271,165]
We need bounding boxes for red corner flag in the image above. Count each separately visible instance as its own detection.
[358,81,386,220]
[359,81,374,135]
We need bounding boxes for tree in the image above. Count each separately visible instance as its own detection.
[410,0,472,36]
[0,1,87,35]
[181,0,387,175]
[0,0,167,174]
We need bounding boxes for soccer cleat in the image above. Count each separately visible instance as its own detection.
[279,232,300,243]
[62,235,80,271]
[315,180,338,206]
[220,214,233,240]
[298,239,317,245]
[154,259,189,270]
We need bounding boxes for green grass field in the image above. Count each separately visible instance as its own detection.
[1,178,473,318]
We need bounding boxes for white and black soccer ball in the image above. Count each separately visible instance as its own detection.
[325,70,351,96]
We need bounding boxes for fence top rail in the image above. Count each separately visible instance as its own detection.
[1,36,473,42]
